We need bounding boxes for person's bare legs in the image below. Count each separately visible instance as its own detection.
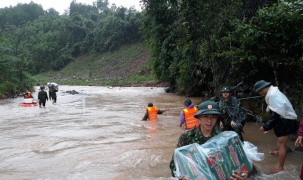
[269,135,288,173]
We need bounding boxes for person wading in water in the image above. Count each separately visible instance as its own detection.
[142,102,168,121]
[219,86,246,141]
[254,80,297,174]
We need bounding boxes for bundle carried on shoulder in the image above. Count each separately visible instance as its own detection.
[47,82,59,92]
[173,131,264,180]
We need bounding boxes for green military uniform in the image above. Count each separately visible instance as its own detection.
[50,89,57,103]
[169,100,222,177]
[169,126,221,176]
[38,87,48,107]
[219,95,246,141]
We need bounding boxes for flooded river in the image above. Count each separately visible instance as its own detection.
[0,86,302,180]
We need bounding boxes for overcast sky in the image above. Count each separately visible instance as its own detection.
[0,0,142,14]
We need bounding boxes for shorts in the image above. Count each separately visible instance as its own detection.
[274,118,298,137]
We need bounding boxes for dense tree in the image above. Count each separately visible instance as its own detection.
[69,0,99,17]
[0,0,302,104]
[225,0,303,99]
[141,0,303,97]
[0,2,44,28]
[0,1,143,97]
[141,0,179,85]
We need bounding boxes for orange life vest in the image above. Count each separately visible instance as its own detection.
[183,107,199,129]
[25,93,32,98]
[147,106,158,121]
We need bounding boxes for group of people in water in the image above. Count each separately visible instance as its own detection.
[143,80,303,180]
[23,83,57,108]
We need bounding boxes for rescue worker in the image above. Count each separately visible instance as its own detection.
[169,100,246,180]
[219,86,246,141]
[24,91,33,99]
[50,88,57,104]
[254,80,297,174]
[142,102,168,121]
[38,86,48,108]
[179,99,199,130]
[47,82,59,103]
[48,89,52,101]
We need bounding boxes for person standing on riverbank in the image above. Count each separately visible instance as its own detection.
[219,86,246,141]
[38,86,48,108]
[253,80,297,174]
[295,118,303,179]
[142,102,168,121]
[179,99,199,130]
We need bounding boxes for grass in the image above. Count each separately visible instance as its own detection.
[32,42,161,87]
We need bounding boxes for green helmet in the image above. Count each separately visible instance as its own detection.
[183,99,192,106]
[253,80,271,92]
[194,100,222,118]
[221,86,231,93]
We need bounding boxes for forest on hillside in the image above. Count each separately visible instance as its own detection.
[0,0,303,110]
[0,0,142,97]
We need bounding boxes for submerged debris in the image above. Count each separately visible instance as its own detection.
[65,90,79,95]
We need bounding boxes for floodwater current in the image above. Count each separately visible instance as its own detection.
[0,86,302,180]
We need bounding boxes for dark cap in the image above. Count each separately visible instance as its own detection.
[147,102,153,107]
[183,99,192,106]
[194,100,222,118]
[253,80,271,92]
[221,86,231,93]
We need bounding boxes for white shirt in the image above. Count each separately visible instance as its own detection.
[265,86,297,119]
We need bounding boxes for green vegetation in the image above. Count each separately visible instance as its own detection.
[0,0,303,112]
[141,0,303,98]
[0,0,143,97]
[33,42,155,86]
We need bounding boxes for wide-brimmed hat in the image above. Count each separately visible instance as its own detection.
[194,100,222,118]
[253,80,271,92]
[220,86,231,93]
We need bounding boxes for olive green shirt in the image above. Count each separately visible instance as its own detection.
[169,126,221,177]
[38,90,48,101]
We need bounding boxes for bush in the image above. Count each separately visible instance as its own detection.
[0,82,17,98]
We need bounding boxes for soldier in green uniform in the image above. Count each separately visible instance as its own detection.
[219,86,246,141]
[169,100,245,180]
[38,86,49,108]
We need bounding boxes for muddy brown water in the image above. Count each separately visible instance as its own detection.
[0,86,302,180]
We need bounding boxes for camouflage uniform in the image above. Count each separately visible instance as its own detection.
[219,96,246,141]
[169,126,221,177]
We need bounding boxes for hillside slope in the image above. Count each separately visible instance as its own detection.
[34,42,166,86]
